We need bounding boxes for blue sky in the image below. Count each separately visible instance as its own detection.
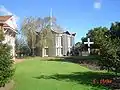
[0,0,120,43]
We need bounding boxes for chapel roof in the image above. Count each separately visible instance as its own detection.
[51,26,76,36]
[63,31,76,36]
[51,25,64,33]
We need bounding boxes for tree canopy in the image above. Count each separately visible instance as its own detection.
[21,16,59,56]
[80,22,120,75]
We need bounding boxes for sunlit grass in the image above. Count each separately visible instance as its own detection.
[13,57,109,90]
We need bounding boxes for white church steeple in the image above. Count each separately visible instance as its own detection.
[50,8,53,30]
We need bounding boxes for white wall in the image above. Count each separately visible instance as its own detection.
[55,34,62,56]
[3,34,15,59]
[1,16,17,60]
[5,16,17,30]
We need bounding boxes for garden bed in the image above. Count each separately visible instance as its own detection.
[0,81,14,90]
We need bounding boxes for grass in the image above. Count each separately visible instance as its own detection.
[13,57,111,90]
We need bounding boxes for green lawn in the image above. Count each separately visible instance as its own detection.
[13,57,110,90]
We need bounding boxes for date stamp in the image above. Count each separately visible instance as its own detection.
[93,79,112,84]
[93,78,120,89]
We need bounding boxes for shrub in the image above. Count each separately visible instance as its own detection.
[0,43,14,87]
[99,37,120,75]
[0,29,14,87]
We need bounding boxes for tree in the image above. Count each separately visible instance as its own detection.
[21,16,56,56]
[71,42,84,56]
[109,22,120,37]
[15,37,31,58]
[99,35,120,75]
[87,27,108,47]
[21,17,41,56]
[81,27,109,54]
[101,22,120,75]
[82,25,120,75]
[36,17,55,49]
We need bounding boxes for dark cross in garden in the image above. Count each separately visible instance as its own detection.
[84,38,94,54]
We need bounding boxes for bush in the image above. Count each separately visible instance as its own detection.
[0,43,14,87]
[99,37,120,75]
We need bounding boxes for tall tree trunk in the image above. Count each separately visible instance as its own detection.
[115,67,118,76]
[107,67,110,72]
[32,47,35,57]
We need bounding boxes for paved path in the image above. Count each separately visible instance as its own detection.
[14,59,24,63]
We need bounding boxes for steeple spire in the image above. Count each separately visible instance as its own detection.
[50,8,53,30]
[50,8,52,18]
[50,8,53,27]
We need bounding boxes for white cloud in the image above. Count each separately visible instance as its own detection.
[0,5,19,24]
[94,0,101,9]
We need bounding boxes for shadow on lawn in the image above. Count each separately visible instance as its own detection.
[33,71,120,89]
[44,56,99,64]
[44,56,100,70]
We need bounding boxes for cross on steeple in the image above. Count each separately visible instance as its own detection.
[84,38,94,54]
